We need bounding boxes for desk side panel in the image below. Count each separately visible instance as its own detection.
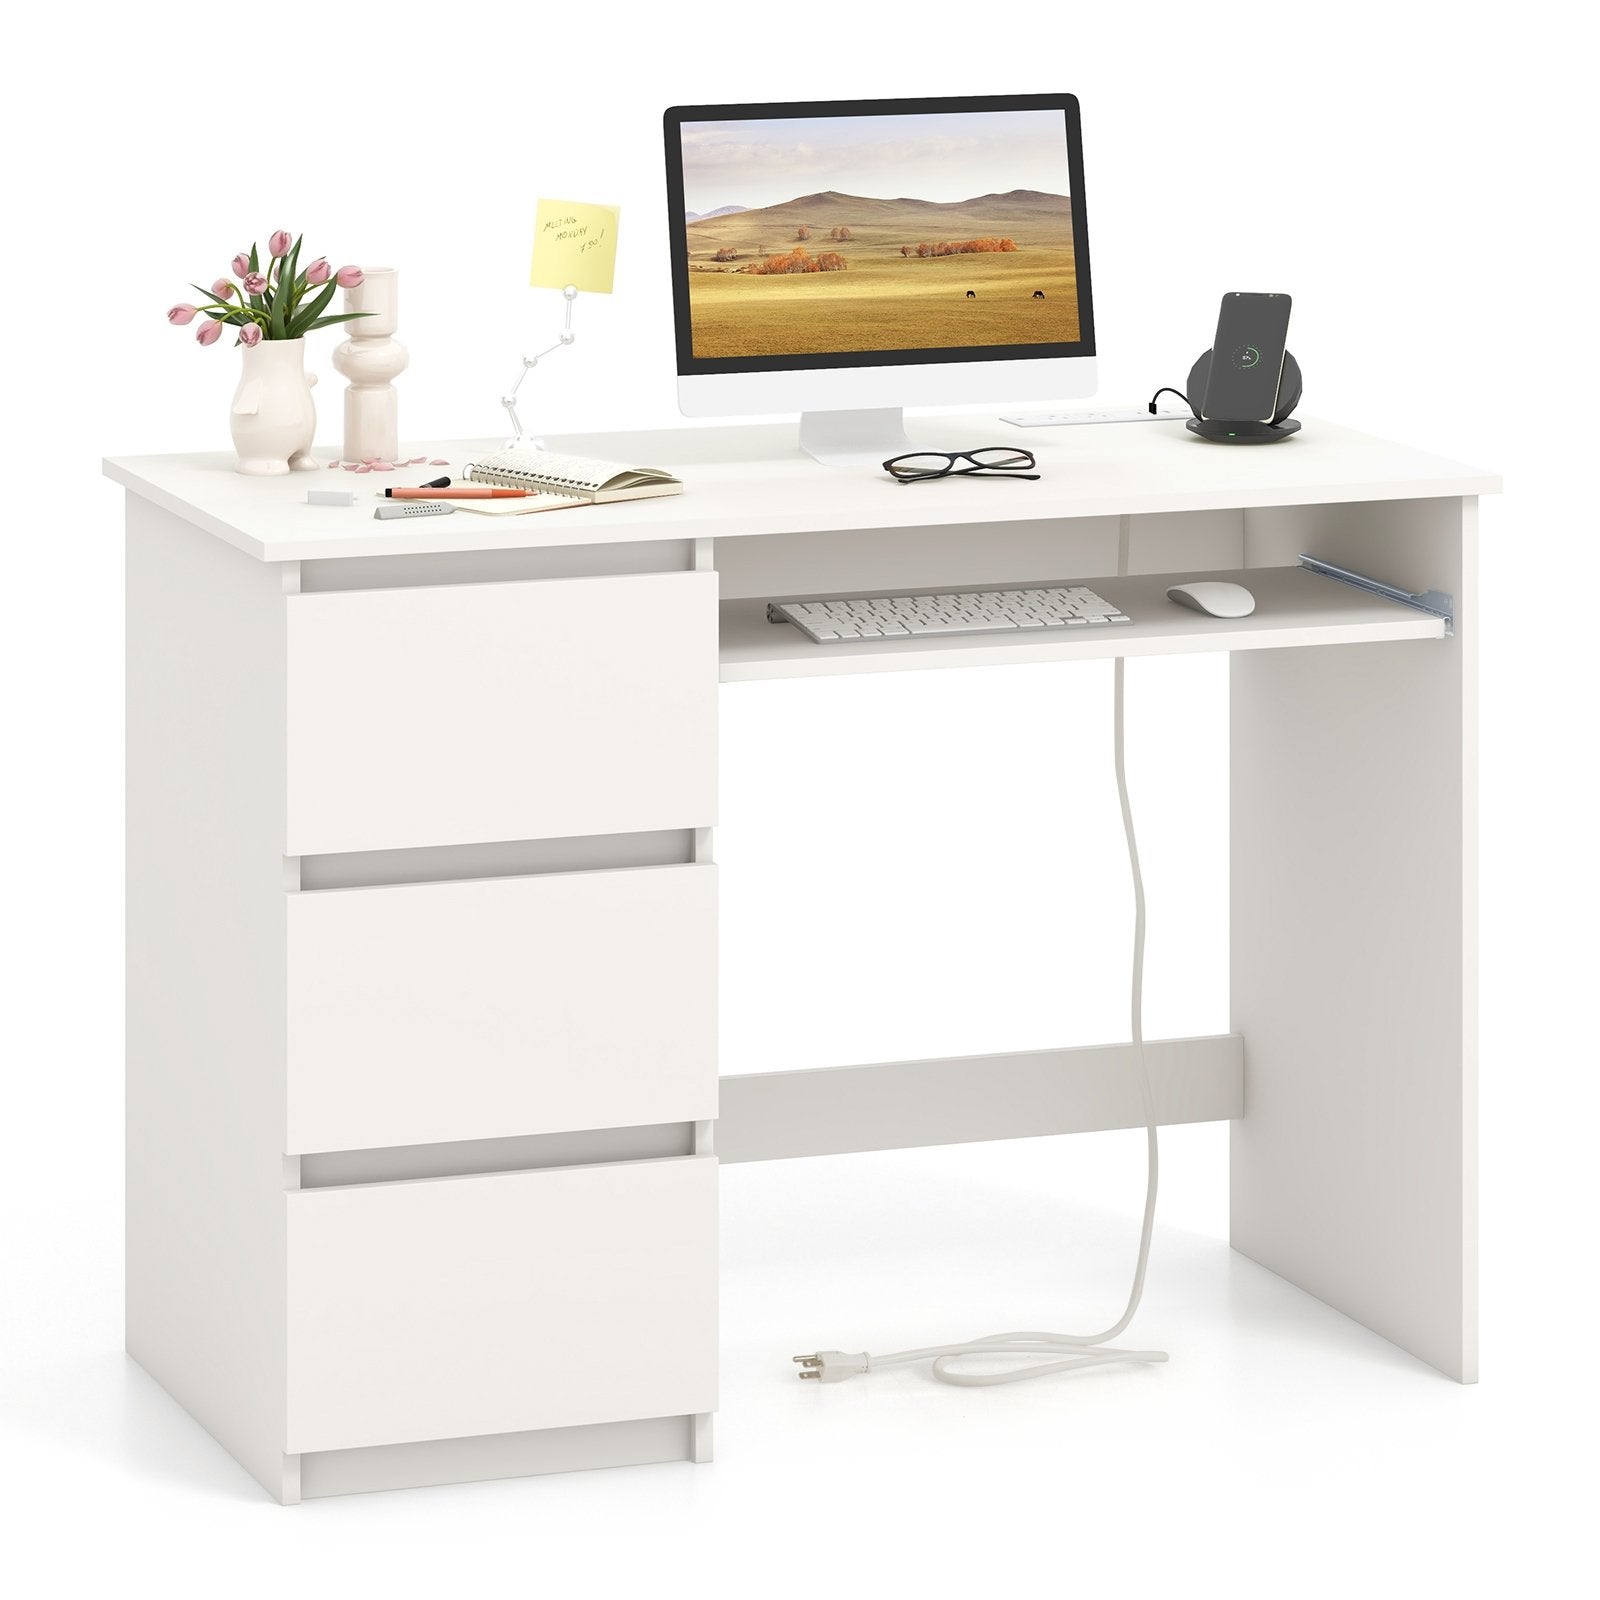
[1231,496,1477,1381]
[126,495,293,1495]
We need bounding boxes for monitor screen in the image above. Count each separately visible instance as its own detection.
[664,95,1093,376]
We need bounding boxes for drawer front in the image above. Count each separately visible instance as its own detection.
[286,864,717,1153]
[286,571,717,856]
[286,1158,717,1454]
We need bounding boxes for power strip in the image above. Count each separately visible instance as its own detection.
[1001,406,1191,427]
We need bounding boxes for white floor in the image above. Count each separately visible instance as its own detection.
[3,1117,1588,1598]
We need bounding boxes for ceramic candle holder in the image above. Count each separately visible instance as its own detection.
[333,268,409,465]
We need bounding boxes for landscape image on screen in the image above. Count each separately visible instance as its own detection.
[679,110,1079,359]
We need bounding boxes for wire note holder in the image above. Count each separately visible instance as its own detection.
[501,199,620,446]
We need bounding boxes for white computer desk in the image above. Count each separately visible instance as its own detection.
[106,414,1496,1502]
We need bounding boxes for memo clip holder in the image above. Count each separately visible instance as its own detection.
[500,284,580,446]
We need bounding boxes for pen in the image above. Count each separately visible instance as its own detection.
[385,486,532,499]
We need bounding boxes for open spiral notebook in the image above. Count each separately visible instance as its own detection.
[456,447,684,515]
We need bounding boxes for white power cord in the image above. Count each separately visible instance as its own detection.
[795,524,1167,1389]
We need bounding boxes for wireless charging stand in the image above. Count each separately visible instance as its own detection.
[1184,350,1302,444]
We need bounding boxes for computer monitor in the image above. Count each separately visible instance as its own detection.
[663,94,1095,463]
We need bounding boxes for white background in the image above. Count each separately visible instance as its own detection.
[3,2,1595,1594]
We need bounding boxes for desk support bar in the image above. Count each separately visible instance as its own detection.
[717,1035,1243,1164]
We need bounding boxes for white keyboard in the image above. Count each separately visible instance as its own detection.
[1000,406,1190,426]
[768,585,1133,644]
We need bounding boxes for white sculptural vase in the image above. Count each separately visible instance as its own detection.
[230,338,319,476]
[333,268,409,463]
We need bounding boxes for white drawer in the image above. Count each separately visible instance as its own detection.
[286,1157,717,1455]
[285,864,717,1153]
[285,571,717,856]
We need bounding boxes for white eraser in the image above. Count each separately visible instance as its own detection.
[307,489,356,507]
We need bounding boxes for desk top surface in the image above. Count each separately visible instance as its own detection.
[104,414,1499,563]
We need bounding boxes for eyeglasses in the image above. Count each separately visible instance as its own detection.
[883,447,1039,483]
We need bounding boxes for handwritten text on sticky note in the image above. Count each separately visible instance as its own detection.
[530,199,621,293]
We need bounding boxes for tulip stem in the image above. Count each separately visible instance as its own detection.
[202,300,270,327]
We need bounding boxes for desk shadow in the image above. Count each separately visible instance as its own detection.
[0,1348,266,1503]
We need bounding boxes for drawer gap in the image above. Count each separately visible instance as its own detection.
[300,540,697,592]
[299,1122,695,1188]
[300,1415,698,1497]
[297,829,695,892]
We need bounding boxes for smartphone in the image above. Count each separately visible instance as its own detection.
[1201,292,1292,423]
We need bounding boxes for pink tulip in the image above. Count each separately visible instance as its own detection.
[335,265,364,289]
[238,323,263,347]
[303,257,331,286]
[243,272,268,295]
[167,303,198,326]
[195,319,223,346]
[211,278,235,300]
[269,230,293,258]
[231,252,251,277]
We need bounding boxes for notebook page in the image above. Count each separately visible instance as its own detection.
[465,446,677,493]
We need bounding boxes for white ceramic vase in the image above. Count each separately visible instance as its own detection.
[333,268,408,464]
[230,338,319,476]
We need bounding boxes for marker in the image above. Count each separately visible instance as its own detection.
[382,476,451,496]
[385,486,533,499]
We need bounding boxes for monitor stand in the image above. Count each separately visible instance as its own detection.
[798,408,912,467]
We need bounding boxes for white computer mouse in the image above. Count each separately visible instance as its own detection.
[1166,581,1256,618]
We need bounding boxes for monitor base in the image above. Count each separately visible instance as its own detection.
[799,408,912,467]
[1184,417,1302,445]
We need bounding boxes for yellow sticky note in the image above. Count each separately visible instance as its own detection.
[530,199,621,293]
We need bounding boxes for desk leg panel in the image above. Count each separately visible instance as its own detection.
[1231,497,1477,1381]
[126,498,296,1497]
